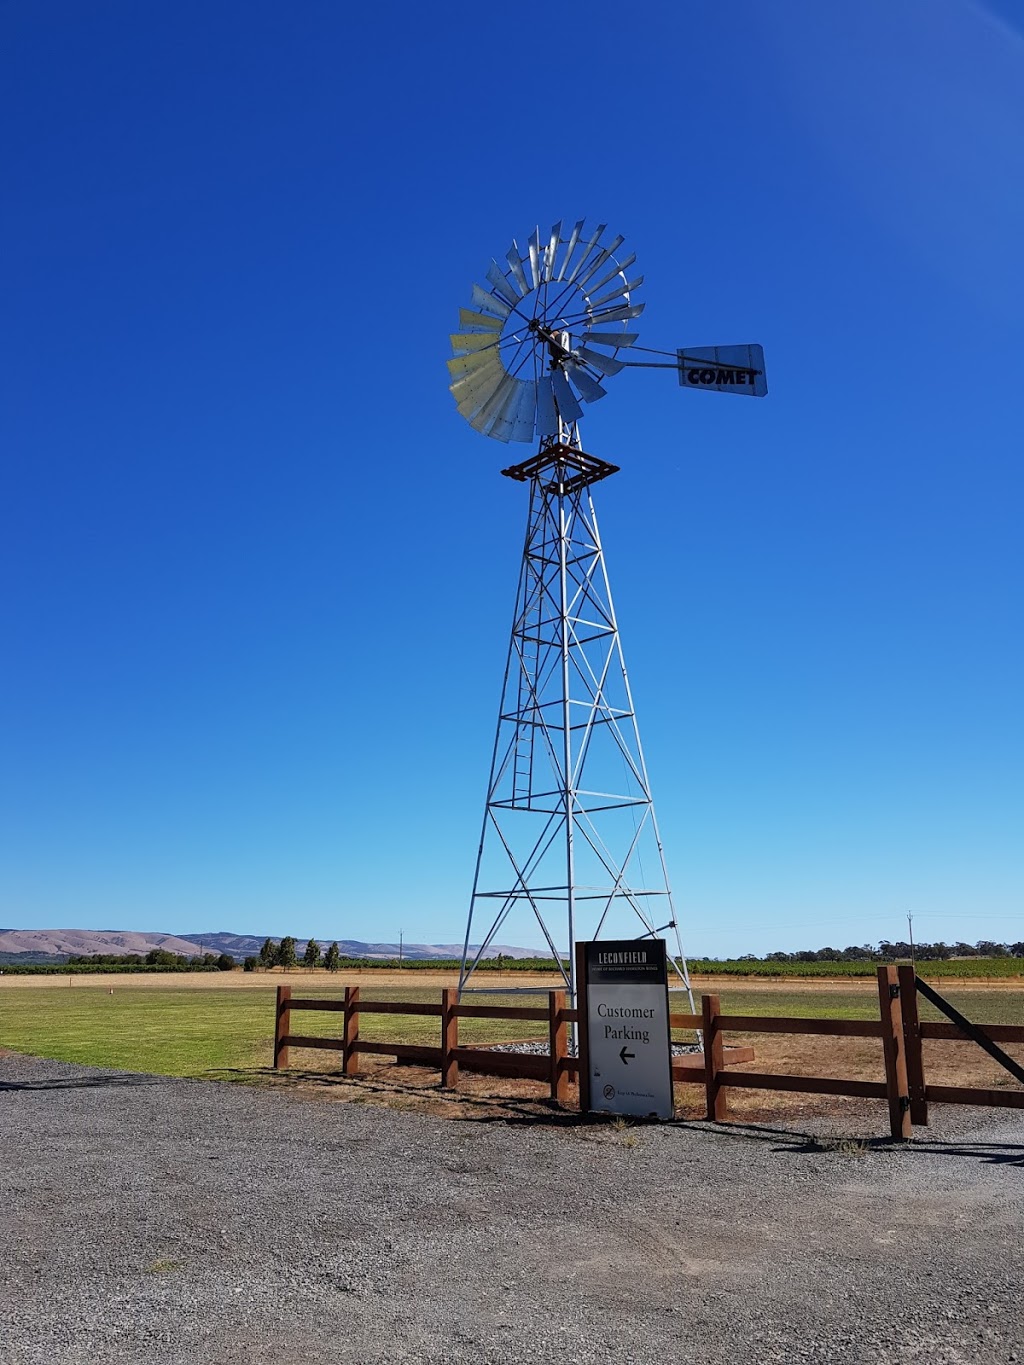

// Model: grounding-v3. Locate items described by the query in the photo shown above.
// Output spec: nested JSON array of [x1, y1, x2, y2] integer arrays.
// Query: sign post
[[576, 939, 674, 1120]]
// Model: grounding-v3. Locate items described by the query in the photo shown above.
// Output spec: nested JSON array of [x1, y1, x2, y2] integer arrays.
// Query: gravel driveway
[[2, 1051, 1022, 1364]]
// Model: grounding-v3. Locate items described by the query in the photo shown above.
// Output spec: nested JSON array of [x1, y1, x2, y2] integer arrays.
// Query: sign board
[[579, 939, 674, 1120], [677, 344, 768, 397]]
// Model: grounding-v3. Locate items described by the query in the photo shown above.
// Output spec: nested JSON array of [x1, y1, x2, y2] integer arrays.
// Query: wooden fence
[[272, 985, 743, 1105], [273, 965, 1024, 1140]]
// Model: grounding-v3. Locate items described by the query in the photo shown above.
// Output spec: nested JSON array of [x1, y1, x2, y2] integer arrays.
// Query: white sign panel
[[583, 939, 674, 1120]]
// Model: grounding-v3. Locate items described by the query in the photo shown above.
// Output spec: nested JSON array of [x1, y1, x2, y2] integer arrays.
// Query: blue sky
[[2, 0, 1021, 956]]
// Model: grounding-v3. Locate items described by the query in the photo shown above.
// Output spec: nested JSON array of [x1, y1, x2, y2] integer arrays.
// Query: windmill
[[450, 220, 766, 1010]]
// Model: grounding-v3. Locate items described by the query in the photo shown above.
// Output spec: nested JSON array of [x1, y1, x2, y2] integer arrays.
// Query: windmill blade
[[573, 234, 626, 291], [487, 260, 521, 304], [535, 374, 558, 436], [450, 331, 501, 356], [590, 275, 644, 311], [489, 378, 531, 442], [474, 374, 517, 434], [584, 331, 639, 348], [587, 302, 645, 325], [449, 352, 502, 385], [447, 352, 503, 380], [575, 345, 625, 377], [483, 378, 528, 441], [677, 344, 768, 397], [556, 220, 586, 281], [471, 283, 511, 320], [506, 243, 530, 297], [544, 222, 561, 282], [450, 358, 503, 406], [566, 224, 607, 283], [587, 253, 637, 298], [455, 375, 501, 421], [509, 382, 537, 442], [454, 387, 500, 424], [564, 359, 608, 404], [459, 307, 503, 332], [550, 366, 583, 424], [527, 227, 542, 289]]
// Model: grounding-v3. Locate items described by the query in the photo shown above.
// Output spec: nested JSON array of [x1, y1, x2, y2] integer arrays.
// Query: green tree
[[216, 954, 236, 971], [146, 948, 178, 967], [243, 956, 258, 972], [324, 941, 340, 972], [303, 938, 321, 969], [976, 940, 1008, 958], [259, 938, 276, 969], [276, 936, 297, 970]]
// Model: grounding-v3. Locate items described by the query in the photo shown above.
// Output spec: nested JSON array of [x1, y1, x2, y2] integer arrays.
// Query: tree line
[[753, 940, 1024, 963], [241, 941, 535, 972], [67, 950, 237, 970], [243, 937, 342, 972]]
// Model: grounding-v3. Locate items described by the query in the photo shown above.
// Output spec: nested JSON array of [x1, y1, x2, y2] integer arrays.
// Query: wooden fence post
[[274, 985, 292, 1069], [549, 990, 569, 1104], [898, 964, 928, 1126], [343, 986, 360, 1076], [575, 942, 591, 1114], [441, 988, 458, 1088], [702, 993, 727, 1121], [876, 965, 912, 1140]]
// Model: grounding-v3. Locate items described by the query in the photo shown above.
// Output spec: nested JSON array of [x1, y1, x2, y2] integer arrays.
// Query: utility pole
[[907, 913, 916, 966], [399, 930, 403, 968]]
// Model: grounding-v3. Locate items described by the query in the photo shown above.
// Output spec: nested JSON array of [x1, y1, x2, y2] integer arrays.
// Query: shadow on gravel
[[668, 1119, 1024, 1167], [0, 1073, 161, 1092], [901, 1140, 1024, 1167], [208, 1068, 1024, 1165]]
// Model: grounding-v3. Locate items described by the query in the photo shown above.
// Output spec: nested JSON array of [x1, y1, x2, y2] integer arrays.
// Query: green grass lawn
[[0, 984, 559, 1077], [2, 981, 1021, 1079]]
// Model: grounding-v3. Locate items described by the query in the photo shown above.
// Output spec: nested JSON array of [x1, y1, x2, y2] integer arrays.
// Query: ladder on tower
[[511, 616, 539, 808], [511, 549, 544, 811]]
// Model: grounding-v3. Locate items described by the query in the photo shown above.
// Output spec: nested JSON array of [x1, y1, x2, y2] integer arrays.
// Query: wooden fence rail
[[274, 984, 579, 1102], [273, 966, 1024, 1140]]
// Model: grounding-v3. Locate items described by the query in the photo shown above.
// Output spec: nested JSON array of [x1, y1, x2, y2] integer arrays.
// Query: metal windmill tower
[[449, 220, 767, 1008]]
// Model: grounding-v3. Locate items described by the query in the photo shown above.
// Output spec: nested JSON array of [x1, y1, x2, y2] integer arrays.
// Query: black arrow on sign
[[619, 1046, 635, 1064]]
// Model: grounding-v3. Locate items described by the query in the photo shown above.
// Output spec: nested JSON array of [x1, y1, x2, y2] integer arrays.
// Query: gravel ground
[[2, 1051, 1022, 1365]]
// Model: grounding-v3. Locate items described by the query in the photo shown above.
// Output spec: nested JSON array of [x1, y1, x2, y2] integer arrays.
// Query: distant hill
[[177, 931, 542, 961], [0, 928, 544, 963], [0, 929, 211, 960]]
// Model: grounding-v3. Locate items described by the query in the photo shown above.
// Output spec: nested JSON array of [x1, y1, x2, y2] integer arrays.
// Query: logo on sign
[[603, 1084, 616, 1100], [676, 345, 767, 397], [686, 367, 754, 387]]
